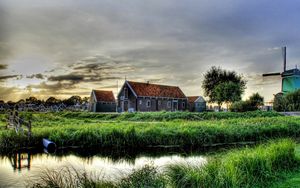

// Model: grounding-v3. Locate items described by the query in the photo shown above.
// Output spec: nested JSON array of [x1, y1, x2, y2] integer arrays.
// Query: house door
[[124, 101, 128, 112], [172, 100, 178, 111]]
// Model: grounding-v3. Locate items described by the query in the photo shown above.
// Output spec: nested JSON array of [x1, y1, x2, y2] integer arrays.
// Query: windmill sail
[[262, 72, 281, 77], [282, 46, 286, 72]]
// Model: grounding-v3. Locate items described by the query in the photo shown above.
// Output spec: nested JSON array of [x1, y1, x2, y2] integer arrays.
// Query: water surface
[[0, 149, 207, 187]]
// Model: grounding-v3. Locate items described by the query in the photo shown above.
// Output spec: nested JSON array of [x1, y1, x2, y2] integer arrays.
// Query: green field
[[0, 111, 299, 151]]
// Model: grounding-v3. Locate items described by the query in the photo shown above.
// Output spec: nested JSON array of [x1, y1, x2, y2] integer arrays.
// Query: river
[[0, 148, 207, 187]]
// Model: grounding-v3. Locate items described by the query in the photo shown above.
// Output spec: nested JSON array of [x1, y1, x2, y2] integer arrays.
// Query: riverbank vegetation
[[27, 139, 299, 188], [167, 139, 298, 188], [0, 111, 298, 152]]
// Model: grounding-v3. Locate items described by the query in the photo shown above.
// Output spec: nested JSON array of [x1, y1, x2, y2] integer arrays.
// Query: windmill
[[262, 47, 300, 93]]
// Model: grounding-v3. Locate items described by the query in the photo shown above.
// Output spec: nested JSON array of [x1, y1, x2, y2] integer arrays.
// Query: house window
[[167, 101, 171, 108], [147, 100, 151, 108], [158, 100, 161, 106], [182, 102, 185, 108], [139, 100, 142, 105], [124, 88, 128, 99]]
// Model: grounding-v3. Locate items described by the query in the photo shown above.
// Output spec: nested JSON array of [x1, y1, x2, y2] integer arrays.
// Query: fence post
[[28, 120, 31, 138]]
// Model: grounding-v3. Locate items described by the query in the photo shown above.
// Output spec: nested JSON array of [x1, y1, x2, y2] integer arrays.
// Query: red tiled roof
[[93, 90, 115, 102], [127, 81, 186, 98], [187, 96, 199, 103]]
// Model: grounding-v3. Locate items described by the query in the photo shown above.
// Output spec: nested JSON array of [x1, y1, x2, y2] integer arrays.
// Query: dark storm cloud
[[27, 81, 76, 93], [0, 64, 7, 70], [71, 54, 135, 73], [0, 75, 20, 81], [48, 74, 84, 82], [26, 73, 45, 79]]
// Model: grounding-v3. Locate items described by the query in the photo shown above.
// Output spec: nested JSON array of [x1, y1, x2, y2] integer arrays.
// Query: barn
[[117, 81, 188, 112], [89, 90, 116, 112], [187, 96, 206, 112]]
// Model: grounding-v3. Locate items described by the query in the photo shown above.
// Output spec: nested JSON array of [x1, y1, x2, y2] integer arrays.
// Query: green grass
[[41, 110, 283, 121], [0, 112, 299, 151], [270, 145, 300, 188], [0, 110, 281, 122], [166, 139, 299, 188], [27, 164, 165, 188]]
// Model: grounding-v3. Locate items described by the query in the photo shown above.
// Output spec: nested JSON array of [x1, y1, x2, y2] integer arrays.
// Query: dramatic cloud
[[48, 74, 84, 83], [0, 75, 20, 81], [0, 0, 299, 101], [26, 73, 45, 79], [0, 64, 7, 70]]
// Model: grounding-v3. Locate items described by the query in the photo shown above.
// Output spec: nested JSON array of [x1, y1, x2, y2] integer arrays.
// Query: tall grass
[[1, 115, 300, 151], [26, 166, 114, 188], [166, 139, 299, 188], [27, 165, 165, 188], [55, 110, 282, 121]]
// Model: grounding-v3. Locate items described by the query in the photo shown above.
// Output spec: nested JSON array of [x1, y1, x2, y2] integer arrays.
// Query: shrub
[[119, 164, 166, 188], [273, 89, 300, 111], [230, 101, 254, 112], [230, 93, 264, 112]]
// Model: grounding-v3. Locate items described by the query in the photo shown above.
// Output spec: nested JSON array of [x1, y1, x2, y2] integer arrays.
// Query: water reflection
[[8, 152, 31, 171], [0, 148, 208, 188]]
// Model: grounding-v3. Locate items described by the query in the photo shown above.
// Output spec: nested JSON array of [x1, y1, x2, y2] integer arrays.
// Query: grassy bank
[[166, 139, 299, 188], [270, 145, 300, 188], [27, 139, 299, 188], [0, 114, 300, 152]]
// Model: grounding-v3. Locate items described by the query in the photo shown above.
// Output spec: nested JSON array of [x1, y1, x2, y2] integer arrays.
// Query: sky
[[0, 0, 300, 102]]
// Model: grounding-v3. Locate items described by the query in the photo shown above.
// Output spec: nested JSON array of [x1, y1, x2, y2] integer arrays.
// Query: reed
[[27, 165, 165, 188], [166, 139, 299, 188]]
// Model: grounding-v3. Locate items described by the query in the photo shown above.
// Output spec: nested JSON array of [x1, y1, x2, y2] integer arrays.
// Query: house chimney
[[282, 46, 287, 72]]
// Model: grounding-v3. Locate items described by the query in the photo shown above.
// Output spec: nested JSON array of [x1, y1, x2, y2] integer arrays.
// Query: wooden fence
[[7, 111, 32, 138]]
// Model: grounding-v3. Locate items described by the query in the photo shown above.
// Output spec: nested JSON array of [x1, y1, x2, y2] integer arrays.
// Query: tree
[[45, 97, 61, 106], [63, 96, 82, 106], [26, 96, 38, 104], [82, 97, 90, 103], [248, 93, 264, 107], [214, 81, 243, 109], [202, 66, 246, 110], [17, 99, 25, 104]]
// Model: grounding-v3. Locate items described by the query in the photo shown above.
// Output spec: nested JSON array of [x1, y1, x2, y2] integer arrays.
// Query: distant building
[[117, 81, 188, 112], [281, 68, 300, 93], [187, 96, 206, 112], [89, 90, 116, 112]]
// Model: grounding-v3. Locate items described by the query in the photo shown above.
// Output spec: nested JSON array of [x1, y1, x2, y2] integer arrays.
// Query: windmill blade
[[262, 72, 281, 77]]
